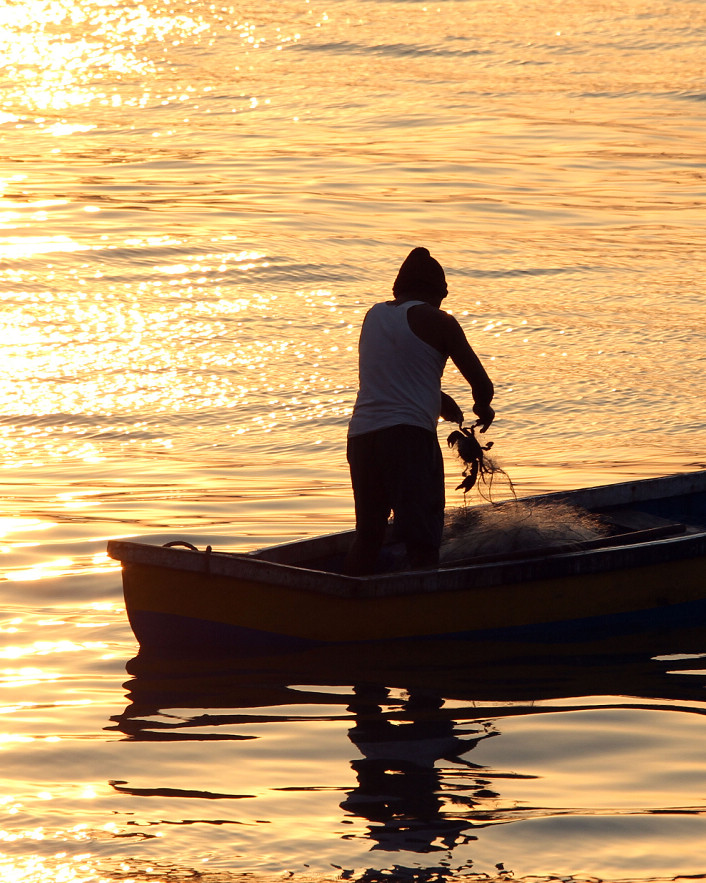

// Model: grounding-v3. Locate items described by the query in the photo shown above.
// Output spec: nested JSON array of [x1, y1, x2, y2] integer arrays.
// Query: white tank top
[[348, 300, 447, 437]]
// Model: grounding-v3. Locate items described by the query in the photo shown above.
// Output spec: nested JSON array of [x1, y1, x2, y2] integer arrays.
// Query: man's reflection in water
[[340, 684, 497, 854]]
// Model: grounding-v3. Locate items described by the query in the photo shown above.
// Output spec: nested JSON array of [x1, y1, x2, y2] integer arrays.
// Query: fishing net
[[441, 500, 609, 564], [442, 423, 610, 564]]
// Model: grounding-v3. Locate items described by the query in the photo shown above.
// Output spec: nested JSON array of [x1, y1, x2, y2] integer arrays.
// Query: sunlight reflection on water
[[1, 0, 706, 879]]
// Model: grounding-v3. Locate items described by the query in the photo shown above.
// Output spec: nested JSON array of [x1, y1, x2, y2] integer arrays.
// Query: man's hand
[[440, 391, 464, 425], [473, 402, 495, 433]]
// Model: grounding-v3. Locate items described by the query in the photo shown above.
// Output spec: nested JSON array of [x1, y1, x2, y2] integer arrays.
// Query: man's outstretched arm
[[443, 315, 495, 431]]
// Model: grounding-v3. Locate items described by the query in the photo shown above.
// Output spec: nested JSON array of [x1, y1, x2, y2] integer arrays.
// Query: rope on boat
[[162, 540, 213, 574]]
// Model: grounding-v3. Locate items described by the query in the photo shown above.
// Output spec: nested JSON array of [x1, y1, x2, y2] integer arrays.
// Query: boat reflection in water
[[109, 628, 706, 879]]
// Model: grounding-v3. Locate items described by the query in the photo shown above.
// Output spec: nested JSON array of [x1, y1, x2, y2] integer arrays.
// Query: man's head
[[392, 247, 448, 306]]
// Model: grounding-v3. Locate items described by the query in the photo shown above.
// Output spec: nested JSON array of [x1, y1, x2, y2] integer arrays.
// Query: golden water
[[1, 0, 705, 879]]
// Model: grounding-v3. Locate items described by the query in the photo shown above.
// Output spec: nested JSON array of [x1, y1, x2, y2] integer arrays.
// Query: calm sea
[[1, 0, 706, 880]]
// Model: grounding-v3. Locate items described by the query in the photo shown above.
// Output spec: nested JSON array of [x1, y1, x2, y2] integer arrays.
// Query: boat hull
[[121, 550, 706, 655]]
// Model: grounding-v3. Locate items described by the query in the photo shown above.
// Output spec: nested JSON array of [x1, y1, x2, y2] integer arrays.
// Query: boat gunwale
[[107, 470, 706, 600], [108, 529, 706, 600]]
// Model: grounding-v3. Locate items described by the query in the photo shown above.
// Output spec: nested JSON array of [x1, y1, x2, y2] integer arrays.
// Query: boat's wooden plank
[[108, 539, 360, 595], [250, 529, 357, 564], [532, 470, 706, 512], [601, 508, 683, 533]]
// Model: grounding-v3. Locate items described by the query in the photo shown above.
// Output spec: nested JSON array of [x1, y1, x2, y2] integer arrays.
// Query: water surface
[[1, 0, 705, 879]]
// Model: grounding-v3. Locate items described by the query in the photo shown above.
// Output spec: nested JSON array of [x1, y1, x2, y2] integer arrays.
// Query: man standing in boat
[[345, 247, 495, 575]]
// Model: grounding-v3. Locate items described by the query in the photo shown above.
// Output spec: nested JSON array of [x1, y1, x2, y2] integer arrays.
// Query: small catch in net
[[447, 422, 514, 501]]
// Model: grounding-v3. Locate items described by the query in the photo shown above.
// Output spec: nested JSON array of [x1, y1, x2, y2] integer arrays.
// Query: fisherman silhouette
[[340, 684, 496, 854]]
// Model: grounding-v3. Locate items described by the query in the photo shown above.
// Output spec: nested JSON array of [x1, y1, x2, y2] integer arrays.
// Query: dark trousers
[[346, 424, 445, 573]]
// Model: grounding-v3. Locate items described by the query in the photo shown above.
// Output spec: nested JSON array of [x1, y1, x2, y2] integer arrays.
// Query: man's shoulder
[[366, 300, 396, 313], [409, 302, 458, 327], [404, 303, 455, 354]]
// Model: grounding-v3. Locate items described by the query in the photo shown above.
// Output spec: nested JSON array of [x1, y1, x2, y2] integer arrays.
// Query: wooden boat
[[107, 470, 706, 655]]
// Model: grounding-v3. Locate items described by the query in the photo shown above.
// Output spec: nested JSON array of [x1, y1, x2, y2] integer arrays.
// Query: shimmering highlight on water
[[1, 0, 706, 879]]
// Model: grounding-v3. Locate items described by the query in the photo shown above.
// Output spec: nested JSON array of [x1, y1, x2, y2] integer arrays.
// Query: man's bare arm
[[443, 315, 495, 431]]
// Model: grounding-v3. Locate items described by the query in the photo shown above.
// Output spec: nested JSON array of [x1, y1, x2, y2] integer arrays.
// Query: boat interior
[[248, 484, 706, 575]]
